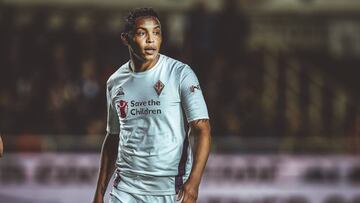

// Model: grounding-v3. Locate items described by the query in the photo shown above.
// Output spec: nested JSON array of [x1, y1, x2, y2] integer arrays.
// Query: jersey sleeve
[[106, 84, 120, 134], [180, 65, 209, 123]]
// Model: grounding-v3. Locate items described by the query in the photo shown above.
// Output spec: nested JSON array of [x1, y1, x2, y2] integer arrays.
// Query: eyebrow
[[136, 25, 161, 30]]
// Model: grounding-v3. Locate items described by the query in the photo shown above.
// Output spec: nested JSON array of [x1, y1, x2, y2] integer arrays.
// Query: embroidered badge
[[154, 80, 165, 96]]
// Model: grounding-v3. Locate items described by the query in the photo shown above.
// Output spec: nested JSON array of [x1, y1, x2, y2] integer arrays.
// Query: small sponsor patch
[[190, 84, 201, 93]]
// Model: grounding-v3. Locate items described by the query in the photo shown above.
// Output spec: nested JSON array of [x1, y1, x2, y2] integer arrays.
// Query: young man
[[93, 8, 211, 203]]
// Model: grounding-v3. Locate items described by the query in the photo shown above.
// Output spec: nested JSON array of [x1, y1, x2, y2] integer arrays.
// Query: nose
[[146, 33, 155, 43]]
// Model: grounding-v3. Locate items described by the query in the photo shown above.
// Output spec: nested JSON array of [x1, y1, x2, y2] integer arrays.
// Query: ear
[[121, 32, 129, 46]]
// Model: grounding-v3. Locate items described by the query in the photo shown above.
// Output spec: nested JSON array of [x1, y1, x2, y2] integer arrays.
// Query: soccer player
[[93, 8, 211, 203]]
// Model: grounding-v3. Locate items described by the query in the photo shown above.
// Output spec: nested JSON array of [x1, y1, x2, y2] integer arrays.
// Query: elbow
[[190, 119, 211, 137], [199, 125, 211, 138]]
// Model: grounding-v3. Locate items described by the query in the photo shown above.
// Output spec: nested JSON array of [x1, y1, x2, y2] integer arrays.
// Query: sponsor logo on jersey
[[154, 80, 164, 96], [130, 99, 162, 116], [118, 99, 162, 118], [190, 84, 201, 93], [118, 100, 128, 118]]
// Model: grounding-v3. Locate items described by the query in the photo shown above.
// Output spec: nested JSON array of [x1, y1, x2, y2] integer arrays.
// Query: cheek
[[156, 37, 162, 46], [131, 39, 145, 50]]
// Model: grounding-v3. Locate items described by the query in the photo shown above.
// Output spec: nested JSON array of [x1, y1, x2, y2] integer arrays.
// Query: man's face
[[127, 16, 162, 62]]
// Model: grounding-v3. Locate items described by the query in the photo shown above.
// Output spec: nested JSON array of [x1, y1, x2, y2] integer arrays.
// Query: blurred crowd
[[0, 6, 134, 135], [0, 1, 359, 153], [0, 2, 254, 136]]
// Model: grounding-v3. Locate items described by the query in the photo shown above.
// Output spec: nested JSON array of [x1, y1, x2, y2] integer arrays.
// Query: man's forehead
[[134, 16, 161, 28]]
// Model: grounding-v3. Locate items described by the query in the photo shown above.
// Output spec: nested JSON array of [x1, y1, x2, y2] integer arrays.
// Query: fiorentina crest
[[154, 80, 164, 96]]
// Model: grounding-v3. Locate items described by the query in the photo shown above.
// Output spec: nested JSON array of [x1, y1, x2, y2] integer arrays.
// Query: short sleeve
[[180, 66, 209, 123], [106, 84, 120, 134]]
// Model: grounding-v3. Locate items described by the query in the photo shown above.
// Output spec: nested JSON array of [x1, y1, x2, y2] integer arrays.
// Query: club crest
[[154, 80, 164, 96]]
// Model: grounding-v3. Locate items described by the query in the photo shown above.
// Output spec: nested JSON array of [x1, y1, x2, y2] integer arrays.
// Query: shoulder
[[106, 62, 129, 89], [160, 54, 193, 76]]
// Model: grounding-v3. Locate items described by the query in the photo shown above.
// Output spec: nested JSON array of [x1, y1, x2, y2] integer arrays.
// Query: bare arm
[[93, 132, 119, 203], [0, 135, 3, 157], [179, 119, 211, 203]]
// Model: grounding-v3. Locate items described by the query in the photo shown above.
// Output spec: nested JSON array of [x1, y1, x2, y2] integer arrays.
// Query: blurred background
[[0, 0, 359, 202]]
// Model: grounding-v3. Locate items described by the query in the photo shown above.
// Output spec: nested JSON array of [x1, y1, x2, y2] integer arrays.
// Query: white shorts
[[109, 188, 182, 203]]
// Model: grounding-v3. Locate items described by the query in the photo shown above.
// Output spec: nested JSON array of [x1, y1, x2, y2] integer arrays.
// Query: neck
[[130, 54, 160, 72]]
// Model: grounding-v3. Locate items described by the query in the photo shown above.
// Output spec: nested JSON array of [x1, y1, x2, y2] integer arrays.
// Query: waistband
[[113, 169, 178, 195]]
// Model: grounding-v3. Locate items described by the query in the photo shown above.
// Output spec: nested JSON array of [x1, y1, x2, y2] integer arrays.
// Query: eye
[[153, 30, 161, 36], [136, 31, 146, 36]]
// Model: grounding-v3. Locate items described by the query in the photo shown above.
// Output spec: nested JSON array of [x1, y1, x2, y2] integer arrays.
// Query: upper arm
[[106, 84, 120, 134], [103, 132, 119, 154], [179, 66, 209, 123], [106, 132, 119, 143]]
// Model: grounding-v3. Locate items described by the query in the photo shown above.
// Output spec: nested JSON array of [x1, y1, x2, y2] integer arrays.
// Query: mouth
[[144, 47, 157, 55]]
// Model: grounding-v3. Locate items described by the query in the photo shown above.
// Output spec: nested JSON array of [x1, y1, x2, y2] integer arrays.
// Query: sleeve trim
[[106, 129, 120, 134], [187, 116, 210, 123]]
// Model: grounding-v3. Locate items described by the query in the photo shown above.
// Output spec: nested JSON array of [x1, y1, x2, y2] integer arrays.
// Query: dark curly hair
[[124, 8, 160, 33]]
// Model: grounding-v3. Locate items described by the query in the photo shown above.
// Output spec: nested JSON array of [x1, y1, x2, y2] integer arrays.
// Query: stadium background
[[0, 0, 359, 202]]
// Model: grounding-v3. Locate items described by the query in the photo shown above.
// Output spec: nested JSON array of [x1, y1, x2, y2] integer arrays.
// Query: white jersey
[[106, 54, 209, 195]]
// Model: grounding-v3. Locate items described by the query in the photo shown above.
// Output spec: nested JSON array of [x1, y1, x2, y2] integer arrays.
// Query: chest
[[111, 75, 180, 119]]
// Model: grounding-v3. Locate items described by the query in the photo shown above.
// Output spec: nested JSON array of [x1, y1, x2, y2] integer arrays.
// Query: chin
[[144, 54, 158, 61]]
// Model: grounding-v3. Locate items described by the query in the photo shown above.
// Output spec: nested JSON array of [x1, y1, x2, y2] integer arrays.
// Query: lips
[[144, 47, 157, 55]]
